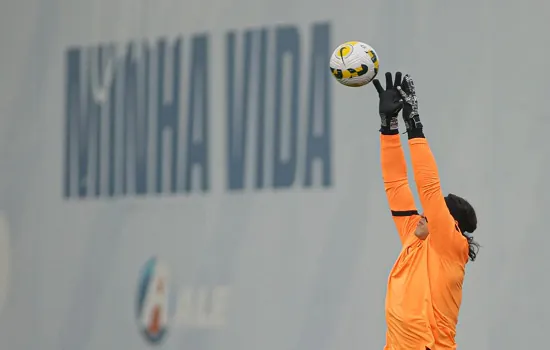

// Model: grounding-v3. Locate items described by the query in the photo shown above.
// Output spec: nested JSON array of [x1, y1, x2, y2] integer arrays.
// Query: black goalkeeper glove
[[373, 72, 403, 135], [397, 74, 424, 139]]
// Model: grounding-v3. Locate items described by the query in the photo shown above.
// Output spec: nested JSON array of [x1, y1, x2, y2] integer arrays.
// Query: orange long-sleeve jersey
[[380, 134, 470, 350]]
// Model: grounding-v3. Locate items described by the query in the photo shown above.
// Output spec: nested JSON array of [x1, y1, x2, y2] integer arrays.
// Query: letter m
[[64, 47, 104, 198]]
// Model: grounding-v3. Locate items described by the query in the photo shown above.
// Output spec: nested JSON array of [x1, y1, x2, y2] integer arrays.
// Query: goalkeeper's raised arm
[[375, 72, 421, 245]]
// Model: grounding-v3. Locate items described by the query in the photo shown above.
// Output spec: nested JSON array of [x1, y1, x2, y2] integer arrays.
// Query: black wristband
[[380, 126, 399, 135], [407, 127, 425, 139]]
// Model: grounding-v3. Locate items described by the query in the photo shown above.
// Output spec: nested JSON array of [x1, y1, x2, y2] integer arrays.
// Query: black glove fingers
[[385, 72, 393, 90], [373, 79, 384, 94], [394, 72, 402, 89], [405, 74, 415, 94], [401, 75, 410, 94]]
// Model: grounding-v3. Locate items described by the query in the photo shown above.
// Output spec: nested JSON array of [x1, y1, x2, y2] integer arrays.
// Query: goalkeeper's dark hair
[[445, 193, 480, 262]]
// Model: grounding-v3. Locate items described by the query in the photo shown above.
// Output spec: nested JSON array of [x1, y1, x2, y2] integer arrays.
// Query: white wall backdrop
[[1, 0, 549, 349]]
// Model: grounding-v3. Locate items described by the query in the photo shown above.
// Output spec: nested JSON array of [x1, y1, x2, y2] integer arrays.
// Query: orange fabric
[[380, 134, 421, 244], [380, 135, 469, 350]]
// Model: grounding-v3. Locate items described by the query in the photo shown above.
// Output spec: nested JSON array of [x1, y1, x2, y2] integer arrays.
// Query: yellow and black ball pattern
[[329, 41, 379, 87]]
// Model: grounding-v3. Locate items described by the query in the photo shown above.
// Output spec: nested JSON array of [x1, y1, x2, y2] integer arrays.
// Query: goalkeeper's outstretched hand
[[373, 72, 403, 135], [397, 74, 423, 133]]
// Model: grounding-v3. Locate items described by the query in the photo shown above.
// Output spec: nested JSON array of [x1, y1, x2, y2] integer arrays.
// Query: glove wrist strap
[[380, 127, 399, 135], [404, 114, 424, 139], [407, 127, 425, 139], [380, 114, 399, 135]]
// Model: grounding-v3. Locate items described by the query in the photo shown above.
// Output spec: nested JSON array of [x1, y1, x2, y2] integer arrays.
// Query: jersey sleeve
[[408, 137, 467, 258], [380, 134, 420, 244]]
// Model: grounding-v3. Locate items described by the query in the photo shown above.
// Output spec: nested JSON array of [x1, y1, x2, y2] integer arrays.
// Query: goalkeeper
[[373, 72, 480, 350]]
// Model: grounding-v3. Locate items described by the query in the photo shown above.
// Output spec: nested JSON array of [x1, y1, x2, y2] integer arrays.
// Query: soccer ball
[[329, 41, 379, 87]]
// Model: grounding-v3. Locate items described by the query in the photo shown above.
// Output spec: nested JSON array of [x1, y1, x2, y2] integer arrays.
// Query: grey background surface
[[0, 0, 548, 349]]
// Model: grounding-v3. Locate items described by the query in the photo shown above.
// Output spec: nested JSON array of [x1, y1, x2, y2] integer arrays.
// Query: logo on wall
[[135, 256, 231, 345], [136, 257, 173, 345]]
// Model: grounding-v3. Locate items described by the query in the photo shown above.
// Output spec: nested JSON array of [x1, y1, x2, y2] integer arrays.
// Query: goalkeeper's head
[[445, 193, 480, 261], [414, 193, 479, 261]]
